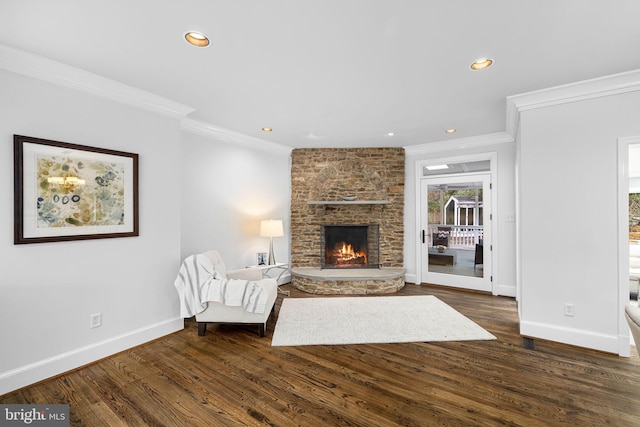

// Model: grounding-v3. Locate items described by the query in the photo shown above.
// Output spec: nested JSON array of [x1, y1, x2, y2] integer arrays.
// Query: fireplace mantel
[[308, 200, 391, 205]]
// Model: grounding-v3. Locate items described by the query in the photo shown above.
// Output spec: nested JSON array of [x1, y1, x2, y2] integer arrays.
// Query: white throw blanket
[[174, 253, 267, 318]]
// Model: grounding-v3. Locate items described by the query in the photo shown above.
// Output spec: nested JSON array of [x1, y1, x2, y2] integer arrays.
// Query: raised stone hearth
[[291, 267, 405, 295]]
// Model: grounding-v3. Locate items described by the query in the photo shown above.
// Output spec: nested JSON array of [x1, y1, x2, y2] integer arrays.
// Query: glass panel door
[[629, 143, 640, 311], [420, 174, 491, 292]]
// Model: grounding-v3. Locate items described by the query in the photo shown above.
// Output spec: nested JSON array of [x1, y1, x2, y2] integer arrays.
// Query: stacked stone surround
[[290, 147, 405, 294]]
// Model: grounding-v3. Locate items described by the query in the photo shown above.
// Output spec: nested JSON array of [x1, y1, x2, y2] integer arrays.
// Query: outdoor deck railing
[[429, 225, 483, 249]]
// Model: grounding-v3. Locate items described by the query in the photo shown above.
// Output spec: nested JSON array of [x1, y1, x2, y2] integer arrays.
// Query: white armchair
[[195, 250, 278, 337]]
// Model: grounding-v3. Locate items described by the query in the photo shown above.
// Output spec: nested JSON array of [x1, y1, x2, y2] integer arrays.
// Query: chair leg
[[198, 322, 207, 336], [258, 323, 265, 338]]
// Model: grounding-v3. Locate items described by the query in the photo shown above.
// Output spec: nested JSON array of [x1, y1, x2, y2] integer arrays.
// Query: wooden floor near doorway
[[2, 284, 640, 426]]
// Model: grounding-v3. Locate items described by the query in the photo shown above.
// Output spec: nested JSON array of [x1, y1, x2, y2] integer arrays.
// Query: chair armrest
[[227, 267, 263, 281]]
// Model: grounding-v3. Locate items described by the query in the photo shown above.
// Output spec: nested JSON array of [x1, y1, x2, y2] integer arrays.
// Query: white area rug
[[271, 295, 496, 346]]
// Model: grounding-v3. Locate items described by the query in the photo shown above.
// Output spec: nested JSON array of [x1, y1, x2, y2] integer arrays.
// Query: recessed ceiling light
[[387, 132, 395, 136], [426, 165, 449, 171], [470, 58, 493, 70], [445, 128, 457, 134], [262, 127, 272, 132], [184, 31, 210, 47]]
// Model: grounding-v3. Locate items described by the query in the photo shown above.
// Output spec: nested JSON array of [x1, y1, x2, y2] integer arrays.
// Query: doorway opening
[[627, 143, 640, 345], [617, 136, 640, 355], [420, 172, 492, 292]]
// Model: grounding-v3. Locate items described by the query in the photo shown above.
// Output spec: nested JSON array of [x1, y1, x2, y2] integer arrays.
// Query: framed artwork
[[14, 135, 139, 244], [257, 252, 267, 266]]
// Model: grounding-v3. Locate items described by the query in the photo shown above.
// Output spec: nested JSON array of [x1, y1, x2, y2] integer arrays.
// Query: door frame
[[617, 136, 640, 357], [414, 152, 498, 294]]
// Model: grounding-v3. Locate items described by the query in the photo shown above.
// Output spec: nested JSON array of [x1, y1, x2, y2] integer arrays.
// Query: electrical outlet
[[90, 313, 102, 329], [564, 303, 575, 317]]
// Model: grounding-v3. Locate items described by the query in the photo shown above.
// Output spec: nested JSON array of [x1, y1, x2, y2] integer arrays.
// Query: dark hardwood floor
[[2, 284, 640, 426]]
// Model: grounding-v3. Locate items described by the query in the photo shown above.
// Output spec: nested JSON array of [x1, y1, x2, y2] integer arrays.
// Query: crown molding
[[506, 69, 640, 136], [181, 118, 293, 155], [0, 43, 195, 119], [404, 132, 513, 156]]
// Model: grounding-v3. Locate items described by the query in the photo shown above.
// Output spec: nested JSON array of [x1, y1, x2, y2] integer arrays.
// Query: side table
[[249, 262, 291, 296], [427, 247, 457, 266]]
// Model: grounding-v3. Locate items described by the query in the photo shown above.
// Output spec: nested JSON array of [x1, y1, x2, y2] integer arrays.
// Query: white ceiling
[[2, 0, 640, 149]]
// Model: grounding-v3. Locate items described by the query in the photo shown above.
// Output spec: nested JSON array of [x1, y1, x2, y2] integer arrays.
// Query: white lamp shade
[[260, 219, 283, 237]]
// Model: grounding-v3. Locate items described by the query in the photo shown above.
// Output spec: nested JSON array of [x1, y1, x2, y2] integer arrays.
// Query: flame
[[340, 243, 355, 258], [332, 242, 367, 266]]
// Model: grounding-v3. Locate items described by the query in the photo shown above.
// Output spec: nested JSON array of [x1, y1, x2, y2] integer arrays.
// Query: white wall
[[404, 137, 517, 297], [180, 131, 291, 274], [517, 86, 640, 353], [0, 70, 184, 394]]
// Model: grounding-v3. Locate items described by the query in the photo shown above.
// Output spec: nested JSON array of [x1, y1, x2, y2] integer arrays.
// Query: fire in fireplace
[[322, 224, 380, 269]]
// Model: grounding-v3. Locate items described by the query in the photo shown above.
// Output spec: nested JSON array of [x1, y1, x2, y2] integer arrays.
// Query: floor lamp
[[260, 219, 283, 265]]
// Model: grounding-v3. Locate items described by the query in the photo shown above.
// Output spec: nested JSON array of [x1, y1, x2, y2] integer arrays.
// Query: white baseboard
[[496, 285, 516, 297], [404, 273, 418, 284], [520, 320, 621, 355], [0, 318, 184, 396]]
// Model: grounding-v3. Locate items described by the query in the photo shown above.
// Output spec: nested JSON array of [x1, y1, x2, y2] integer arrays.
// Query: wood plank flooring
[[2, 284, 640, 426]]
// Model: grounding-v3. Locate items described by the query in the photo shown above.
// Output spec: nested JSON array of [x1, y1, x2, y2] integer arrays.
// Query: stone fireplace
[[290, 148, 405, 294]]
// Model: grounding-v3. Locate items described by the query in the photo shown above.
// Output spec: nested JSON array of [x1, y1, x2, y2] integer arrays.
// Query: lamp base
[[268, 237, 276, 265]]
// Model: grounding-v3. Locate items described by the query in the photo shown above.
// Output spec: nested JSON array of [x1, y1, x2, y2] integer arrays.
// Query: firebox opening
[[322, 224, 380, 269]]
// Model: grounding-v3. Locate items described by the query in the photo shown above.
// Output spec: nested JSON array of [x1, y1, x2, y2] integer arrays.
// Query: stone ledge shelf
[[291, 267, 405, 295], [307, 200, 391, 205]]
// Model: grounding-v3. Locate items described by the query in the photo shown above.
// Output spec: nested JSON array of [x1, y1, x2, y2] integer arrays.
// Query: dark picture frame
[[257, 252, 267, 266], [14, 135, 139, 244]]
